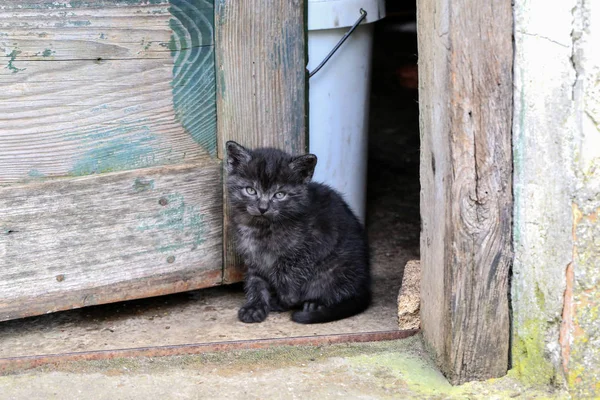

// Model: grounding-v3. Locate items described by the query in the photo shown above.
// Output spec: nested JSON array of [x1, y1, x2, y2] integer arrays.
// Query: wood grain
[[417, 0, 513, 384], [0, 0, 217, 184], [0, 162, 223, 322], [215, 0, 307, 282]]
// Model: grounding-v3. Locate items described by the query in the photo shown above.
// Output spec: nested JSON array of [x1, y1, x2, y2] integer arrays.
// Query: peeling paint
[[132, 177, 155, 193], [69, 135, 157, 176], [5, 49, 26, 74], [167, 0, 217, 156], [27, 169, 45, 178], [137, 193, 207, 253]]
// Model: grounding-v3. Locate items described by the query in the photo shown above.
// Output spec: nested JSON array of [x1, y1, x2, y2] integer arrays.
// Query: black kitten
[[225, 141, 371, 324]]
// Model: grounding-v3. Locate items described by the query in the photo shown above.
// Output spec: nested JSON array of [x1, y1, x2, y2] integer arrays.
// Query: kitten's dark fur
[[225, 141, 371, 324]]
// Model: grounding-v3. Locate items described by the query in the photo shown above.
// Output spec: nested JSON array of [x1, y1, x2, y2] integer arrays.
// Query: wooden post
[[417, 0, 514, 384], [215, 0, 307, 282]]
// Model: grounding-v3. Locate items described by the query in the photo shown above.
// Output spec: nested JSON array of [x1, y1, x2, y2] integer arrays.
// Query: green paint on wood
[[69, 0, 167, 8], [132, 177, 155, 192], [168, 0, 217, 157], [217, 68, 226, 98], [71, 20, 91, 26], [70, 135, 156, 176], [3, 0, 168, 10], [141, 38, 152, 51], [5, 49, 26, 74], [42, 49, 54, 57], [27, 169, 46, 178], [137, 193, 207, 253]]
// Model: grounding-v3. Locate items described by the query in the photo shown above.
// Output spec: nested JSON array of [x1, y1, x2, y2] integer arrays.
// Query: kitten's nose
[[258, 205, 269, 214]]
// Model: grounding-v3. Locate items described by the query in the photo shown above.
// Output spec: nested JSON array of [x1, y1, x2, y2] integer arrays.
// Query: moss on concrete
[[568, 206, 600, 398], [510, 319, 558, 387], [4, 336, 568, 399], [23, 337, 426, 376], [349, 351, 568, 399]]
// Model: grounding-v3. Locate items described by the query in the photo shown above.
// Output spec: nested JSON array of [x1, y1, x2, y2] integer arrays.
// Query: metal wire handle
[[308, 9, 368, 78]]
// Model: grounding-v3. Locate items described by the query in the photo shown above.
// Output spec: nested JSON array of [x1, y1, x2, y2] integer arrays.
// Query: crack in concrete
[[515, 30, 570, 48]]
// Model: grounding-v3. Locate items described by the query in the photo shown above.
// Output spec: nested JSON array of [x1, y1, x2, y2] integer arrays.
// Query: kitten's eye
[[245, 187, 257, 195], [274, 191, 286, 199]]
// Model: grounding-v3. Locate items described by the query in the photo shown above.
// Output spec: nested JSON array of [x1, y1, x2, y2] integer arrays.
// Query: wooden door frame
[[214, 0, 514, 385], [214, 0, 308, 283], [417, 0, 514, 384]]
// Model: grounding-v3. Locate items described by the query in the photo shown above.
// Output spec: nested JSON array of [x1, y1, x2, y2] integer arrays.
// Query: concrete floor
[[0, 276, 405, 358], [0, 335, 568, 400]]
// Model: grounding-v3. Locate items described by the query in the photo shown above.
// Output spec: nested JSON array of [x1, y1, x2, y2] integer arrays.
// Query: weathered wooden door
[[0, 0, 306, 322]]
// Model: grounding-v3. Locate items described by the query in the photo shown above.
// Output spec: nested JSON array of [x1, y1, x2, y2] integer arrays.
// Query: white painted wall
[[512, 0, 600, 395]]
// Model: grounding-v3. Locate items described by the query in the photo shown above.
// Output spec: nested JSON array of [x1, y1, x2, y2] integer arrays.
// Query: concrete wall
[[512, 0, 600, 397]]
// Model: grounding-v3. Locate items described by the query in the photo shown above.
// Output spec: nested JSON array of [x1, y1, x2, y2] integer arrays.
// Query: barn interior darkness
[[0, 2, 421, 357], [365, 0, 420, 293]]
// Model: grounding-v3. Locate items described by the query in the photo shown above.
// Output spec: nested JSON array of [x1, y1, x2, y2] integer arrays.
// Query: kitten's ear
[[226, 141, 251, 173], [289, 154, 317, 183]]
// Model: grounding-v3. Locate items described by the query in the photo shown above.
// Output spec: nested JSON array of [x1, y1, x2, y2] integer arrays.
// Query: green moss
[[21, 339, 425, 376], [5, 337, 568, 398], [535, 284, 546, 310], [510, 319, 557, 386], [349, 352, 454, 396]]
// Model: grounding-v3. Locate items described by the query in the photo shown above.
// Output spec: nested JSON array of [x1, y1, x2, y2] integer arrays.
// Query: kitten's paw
[[238, 304, 268, 323], [302, 302, 323, 312]]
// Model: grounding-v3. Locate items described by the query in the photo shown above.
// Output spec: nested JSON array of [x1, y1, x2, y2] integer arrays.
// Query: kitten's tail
[[291, 292, 371, 324]]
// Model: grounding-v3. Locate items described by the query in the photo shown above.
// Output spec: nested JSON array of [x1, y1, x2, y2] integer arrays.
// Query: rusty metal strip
[[0, 329, 418, 374]]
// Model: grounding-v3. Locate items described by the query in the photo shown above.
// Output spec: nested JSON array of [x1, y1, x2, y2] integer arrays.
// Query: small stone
[[397, 260, 421, 330]]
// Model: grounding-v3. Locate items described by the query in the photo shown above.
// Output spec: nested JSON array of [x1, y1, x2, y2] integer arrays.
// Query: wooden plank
[[215, 0, 307, 282], [0, 0, 217, 184], [0, 162, 223, 322], [417, 0, 513, 384]]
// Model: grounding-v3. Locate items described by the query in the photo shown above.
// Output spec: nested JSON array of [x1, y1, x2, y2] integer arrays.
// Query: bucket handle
[[308, 9, 368, 78]]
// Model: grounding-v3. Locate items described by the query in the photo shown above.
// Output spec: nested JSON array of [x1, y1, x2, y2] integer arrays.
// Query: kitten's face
[[225, 141, 317, 224]]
